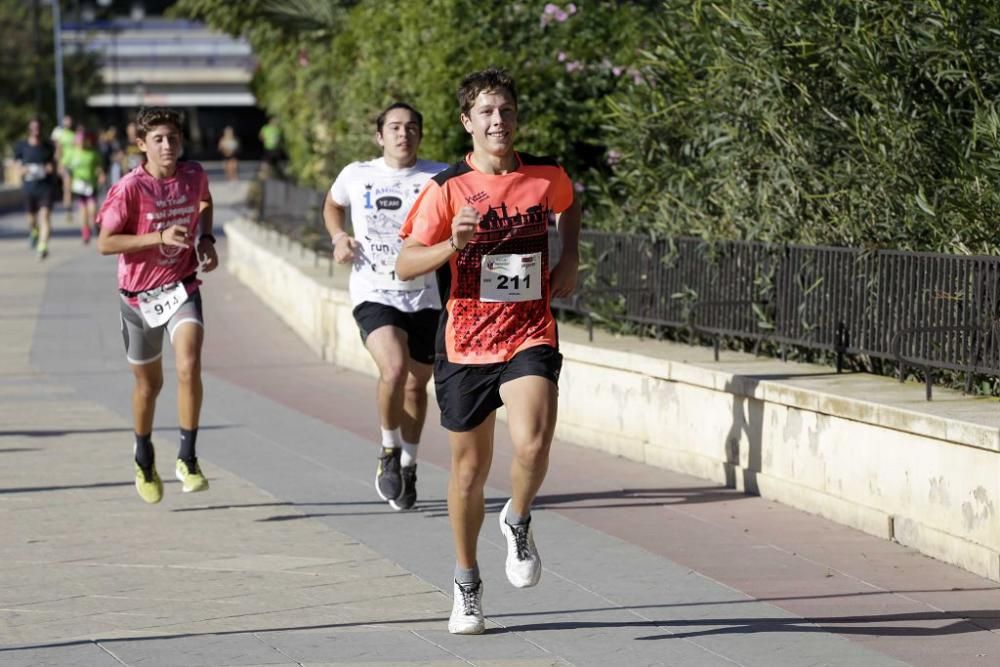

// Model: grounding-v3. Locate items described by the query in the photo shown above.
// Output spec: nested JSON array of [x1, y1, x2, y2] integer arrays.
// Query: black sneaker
[[389, 464, 417, 511], [375, 447, 402, 502]]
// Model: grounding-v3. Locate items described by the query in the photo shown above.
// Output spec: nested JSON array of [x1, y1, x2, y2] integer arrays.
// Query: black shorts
[[24, 187, 54, 214], [434, 344, 563, 432], [352, 301, 440, 365]]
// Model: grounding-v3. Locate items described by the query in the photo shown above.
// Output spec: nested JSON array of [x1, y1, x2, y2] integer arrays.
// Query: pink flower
[[606, 149, 622, 165], [574, 182, 586, 192], [612, 66, 624, 77], [554, 8, 568, 21], [544, 2, 560, 13], [566, 3, 577, 14], [565, 61, 582, 73], [557, 51, 567, 62]]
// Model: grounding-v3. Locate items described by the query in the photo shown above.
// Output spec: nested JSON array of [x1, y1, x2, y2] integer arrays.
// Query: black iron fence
[[256, 179, 1000, 399]]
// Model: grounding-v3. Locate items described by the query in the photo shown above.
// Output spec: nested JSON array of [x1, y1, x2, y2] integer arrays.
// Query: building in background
[[60, 0, 266, 160]]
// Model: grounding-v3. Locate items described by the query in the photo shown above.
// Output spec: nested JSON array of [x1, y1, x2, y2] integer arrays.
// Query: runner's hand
[[198, 238, 219, 273], [161, 224, 192, 248], [333, 236, 358, 263], [451, 206, 479, 249]]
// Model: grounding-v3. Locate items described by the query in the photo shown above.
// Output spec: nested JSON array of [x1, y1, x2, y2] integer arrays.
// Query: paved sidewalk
[[1, 180, 998, 666]]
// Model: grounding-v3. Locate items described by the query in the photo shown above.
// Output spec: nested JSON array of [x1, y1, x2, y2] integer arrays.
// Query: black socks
[[178, 428, 198, 463], [134, 433, 154, 469]]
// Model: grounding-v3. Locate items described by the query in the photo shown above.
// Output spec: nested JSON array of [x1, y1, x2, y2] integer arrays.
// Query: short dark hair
[[135, 107, 184, 139], [457, 67, 518, 116], [376, 103, 423, 134]]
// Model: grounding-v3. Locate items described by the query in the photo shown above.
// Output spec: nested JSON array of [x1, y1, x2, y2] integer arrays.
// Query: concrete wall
[[0, 185, 23, 209], [224, 218, 1000, 582]]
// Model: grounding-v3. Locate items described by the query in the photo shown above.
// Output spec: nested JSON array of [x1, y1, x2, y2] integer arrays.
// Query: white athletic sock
[[380, 427, 400, 450], [400, 440, 418, 468]]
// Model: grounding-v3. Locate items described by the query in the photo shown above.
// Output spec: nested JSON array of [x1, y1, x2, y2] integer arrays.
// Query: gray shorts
[[119, 290, 204, 365]]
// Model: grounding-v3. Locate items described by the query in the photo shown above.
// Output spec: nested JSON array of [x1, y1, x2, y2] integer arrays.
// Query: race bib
[[369, 264, 429, 292], [137, 282, 187, 327], [24, 164, 45, 182], [479, 252, 542, 303], [71, 178, 94, 197], [367, 243, 428, 292]]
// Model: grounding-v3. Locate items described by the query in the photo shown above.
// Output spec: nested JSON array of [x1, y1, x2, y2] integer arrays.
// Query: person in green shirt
[[66, 130, 105, 244], [258, 117, 283, 178], [50, 114, 76, 211]]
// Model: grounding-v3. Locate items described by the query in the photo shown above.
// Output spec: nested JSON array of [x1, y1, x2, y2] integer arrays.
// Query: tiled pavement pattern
[[0, 177, 998, 667]]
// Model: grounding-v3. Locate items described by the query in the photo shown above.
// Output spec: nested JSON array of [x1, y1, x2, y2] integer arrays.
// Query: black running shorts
[[352, 301, 440, 365], [434, 344, 563, 432]]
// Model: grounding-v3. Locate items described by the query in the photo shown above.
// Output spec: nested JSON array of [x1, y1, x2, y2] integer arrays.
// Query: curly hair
[[134, 107, 185, 139], [457, 67, 518, 116]]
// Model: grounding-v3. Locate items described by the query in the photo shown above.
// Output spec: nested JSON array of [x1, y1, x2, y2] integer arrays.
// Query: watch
[[199, 233, 216, 244]]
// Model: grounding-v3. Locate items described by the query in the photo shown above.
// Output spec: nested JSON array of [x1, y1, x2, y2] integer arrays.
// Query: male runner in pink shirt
[[97, 107, 219, 504]]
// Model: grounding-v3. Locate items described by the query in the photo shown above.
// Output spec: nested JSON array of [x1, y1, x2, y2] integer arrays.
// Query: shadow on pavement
[[3, 606, 999, 653], [0, 424, 235, 438], [0, 480, 134, 494]]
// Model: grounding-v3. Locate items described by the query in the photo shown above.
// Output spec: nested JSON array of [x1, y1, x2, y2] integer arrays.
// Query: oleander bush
[[592, 1, 1000, 253]]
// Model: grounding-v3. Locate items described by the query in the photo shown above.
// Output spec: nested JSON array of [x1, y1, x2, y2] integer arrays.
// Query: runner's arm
[[549, 195, 582, 298], [97, 224, 180, 255], [198, 192, 213, 238], [555, 195, 581, 259], [396, 237, 455, 281], [324, 191, 361, 263], [196, 193, 219, 272], [322, 191, 348, 240], [397, 205, 478, 280]]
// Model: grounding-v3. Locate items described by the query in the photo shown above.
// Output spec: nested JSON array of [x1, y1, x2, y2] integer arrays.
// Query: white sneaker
[[499, 499, 541, 588], [448, 580, 485, 635]]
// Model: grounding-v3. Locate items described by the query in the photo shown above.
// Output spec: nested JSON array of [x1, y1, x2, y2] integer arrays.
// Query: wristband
[[199, 233, 216, 244], [331, 232, 348, 245], [158, 229, 164, 245], [449, 236, 462, 253]]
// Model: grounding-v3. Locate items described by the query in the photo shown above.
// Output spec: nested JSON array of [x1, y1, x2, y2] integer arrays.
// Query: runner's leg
[[37, 205, 51, 251], [499, 375, 558, 517], [400, 360, 432, 447], [448, 413, 496, 569], [365, 325, 409, 433], [172, 319, 208, 491], [130, 358, 164, 437], [173, 321, 204, 432]]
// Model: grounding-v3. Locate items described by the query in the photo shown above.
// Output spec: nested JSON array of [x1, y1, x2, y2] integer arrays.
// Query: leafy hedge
[[174, 0, 1000, 254], [171, 0, 652, 188], [595, 1, 1000, 252]]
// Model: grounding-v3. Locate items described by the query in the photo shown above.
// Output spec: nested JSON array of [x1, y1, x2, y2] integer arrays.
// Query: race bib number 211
[[479, 252, 542, 303]]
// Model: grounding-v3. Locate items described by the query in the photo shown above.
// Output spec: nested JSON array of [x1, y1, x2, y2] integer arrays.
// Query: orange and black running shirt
[[401, 152, 573, 364]]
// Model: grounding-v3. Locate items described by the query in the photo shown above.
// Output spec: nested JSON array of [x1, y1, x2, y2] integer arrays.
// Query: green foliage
[[594, 1, 1000, 253], [174, 0, 1000, 254], [0, 0, 102, 153], [172, 0, 652, 189]]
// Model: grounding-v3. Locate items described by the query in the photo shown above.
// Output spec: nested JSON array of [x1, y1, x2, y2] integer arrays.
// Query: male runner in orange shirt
[[397, 66, 581, 634]]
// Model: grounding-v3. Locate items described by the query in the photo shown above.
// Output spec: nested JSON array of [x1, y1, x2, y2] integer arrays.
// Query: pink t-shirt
[[98, 161, 210, 297]]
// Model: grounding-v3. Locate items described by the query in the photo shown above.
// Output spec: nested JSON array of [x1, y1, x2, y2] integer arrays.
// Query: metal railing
[[257, 179, 1000, 399]]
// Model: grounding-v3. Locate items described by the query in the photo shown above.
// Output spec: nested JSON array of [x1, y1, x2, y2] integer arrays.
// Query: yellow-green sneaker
[[135, 461, 163, 504], [176, 458, 209, 493]]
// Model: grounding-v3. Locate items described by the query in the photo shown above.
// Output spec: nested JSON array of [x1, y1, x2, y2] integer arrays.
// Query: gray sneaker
[[389, 464, 417, 511], [375, 447, 402, 502]]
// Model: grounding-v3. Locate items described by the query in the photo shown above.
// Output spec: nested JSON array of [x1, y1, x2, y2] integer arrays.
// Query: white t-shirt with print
[[329, 157, 446, 311]]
